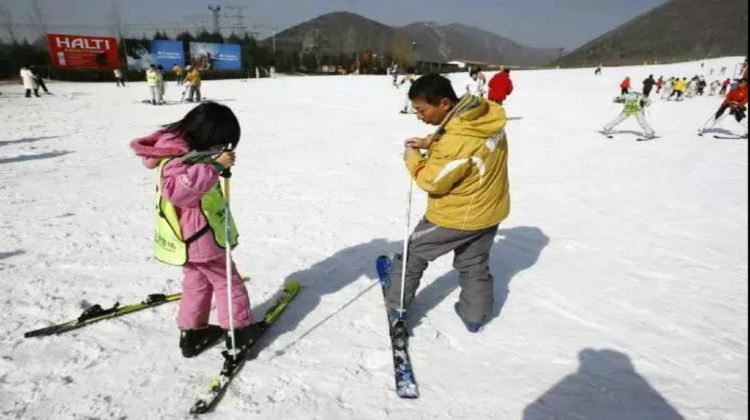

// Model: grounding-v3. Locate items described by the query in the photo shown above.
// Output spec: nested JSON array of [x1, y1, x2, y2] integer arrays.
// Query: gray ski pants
[[385, 218, 498, 322], [603, 111, 655, 137]]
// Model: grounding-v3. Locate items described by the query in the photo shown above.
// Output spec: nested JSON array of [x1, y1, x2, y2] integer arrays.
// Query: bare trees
[[0, 0, 17, 43]]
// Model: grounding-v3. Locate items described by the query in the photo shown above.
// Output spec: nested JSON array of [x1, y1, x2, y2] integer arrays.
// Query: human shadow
[[0, 151, 73, 165], [0, 135, 63, 147], [0, 250, 25, 261], [267, 238, 400, 356], [409, 226, 550, 329], [523, 349, 685, 420]]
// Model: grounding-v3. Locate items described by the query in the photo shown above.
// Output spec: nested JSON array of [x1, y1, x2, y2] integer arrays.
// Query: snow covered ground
[[0, 56, 747, 420]]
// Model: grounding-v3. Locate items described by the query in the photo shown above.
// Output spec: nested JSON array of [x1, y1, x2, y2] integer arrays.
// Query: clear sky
[[2, 0, 669, 50]]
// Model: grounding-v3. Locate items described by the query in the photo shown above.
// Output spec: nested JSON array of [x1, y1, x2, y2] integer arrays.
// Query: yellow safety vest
[[153, 158, 238, 266], [146, 70, 158, 86]]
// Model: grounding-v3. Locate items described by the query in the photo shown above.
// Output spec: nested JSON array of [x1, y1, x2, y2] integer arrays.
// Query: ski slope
[[0, 57, 747, 420]]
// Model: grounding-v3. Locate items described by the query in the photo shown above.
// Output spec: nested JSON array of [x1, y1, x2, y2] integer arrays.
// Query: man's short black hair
[[408, 73, 459, 106]]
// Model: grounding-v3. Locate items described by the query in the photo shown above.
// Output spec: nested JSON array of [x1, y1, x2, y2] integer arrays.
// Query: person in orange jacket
[[703, 78, 748, 136], [620, 77, 631, 95]]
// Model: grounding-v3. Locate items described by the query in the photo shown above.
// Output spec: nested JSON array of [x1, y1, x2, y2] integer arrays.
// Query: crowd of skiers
[[618, 74, 737, 101], [603, 60, 749, 139]]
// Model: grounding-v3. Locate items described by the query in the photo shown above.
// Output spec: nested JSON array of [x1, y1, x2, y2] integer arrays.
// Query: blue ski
[[376, 255, 419, 399]]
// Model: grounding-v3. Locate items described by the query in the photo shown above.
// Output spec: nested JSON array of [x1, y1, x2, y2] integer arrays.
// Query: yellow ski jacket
[[405, 98, 510, 231]]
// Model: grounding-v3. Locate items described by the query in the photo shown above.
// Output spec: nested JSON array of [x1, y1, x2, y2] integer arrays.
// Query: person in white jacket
[[709, 80, 722, 96], [465, 68, 487, 97], [20, 66, 40, 98]]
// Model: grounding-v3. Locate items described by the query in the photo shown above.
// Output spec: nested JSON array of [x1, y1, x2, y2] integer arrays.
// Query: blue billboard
[[125, 39, 184, 70], [189, 42, 242, 71], [151, 40, 185, 69]]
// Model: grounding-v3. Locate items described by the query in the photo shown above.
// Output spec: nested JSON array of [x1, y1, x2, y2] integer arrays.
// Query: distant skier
[[389, 63, 400, 86], [146, 65, 162, 105], [398, 68, 417, 113], [465, 68, 487, 97], [655, 76, 665, 94], [19, 66, 40, 98], [29, 65, 50, 95], [488, 68, 514, 105], [709, 80, 721, 96], [620, 77, 631, 95], [114, 68, 126, 87], [173, 64, 184, 85], [686, 76, 700, 98], [601, 91, 656, 140], [669, 78, 688, 101], [184, 65, 203, 102], [697, 77, 707, 96], [385, 74, 510, 333], [157, 65, 166, 102], [719, 78, 731, 95], [131, 101, 257, 358], [594, 64, 603, 75], [642, 74, 656, 98], [661, 77, 675, 99], [703, 78, 748, 136]]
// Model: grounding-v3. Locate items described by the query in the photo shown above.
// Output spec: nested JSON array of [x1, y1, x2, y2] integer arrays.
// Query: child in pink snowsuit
[[131, 102, 253, 358]]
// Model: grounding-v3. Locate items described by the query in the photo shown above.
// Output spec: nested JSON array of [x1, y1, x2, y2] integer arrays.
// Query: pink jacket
[[131, 130, 225, 263]]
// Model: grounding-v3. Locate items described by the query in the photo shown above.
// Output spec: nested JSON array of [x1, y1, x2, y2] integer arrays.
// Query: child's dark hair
[[163, 101, 241, 151], [408, 74, 459, 106]]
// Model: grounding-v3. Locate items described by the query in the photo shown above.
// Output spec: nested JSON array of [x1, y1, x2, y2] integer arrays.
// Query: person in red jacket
[[719, 78, 731, 95], [655, 76, 665, 94], [488, 68, 514, 105], [620, 77, 631, 95], [703, 78, 748, 136]]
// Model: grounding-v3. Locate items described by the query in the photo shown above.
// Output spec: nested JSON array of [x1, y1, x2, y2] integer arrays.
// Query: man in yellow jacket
[[669, 77, 688, 101], [184, 65, 202, 102], [384, 74, 510, 333]]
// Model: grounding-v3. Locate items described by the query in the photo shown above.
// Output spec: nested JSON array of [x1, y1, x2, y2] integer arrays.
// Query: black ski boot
[[225, 323, 264, 356], [180, 325, 224, 358]]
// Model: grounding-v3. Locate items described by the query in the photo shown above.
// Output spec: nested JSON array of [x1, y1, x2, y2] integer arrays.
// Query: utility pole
[[208, 5, 221, 34], [225, 5, 246, 34]]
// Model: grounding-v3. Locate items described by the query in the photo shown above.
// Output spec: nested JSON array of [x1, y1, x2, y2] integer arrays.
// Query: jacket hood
[[131, 130, 189, 169], [446, 97, 506, 139]]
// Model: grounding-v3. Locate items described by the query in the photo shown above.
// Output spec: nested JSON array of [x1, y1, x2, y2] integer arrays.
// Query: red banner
[[47, 33, 120, 70]]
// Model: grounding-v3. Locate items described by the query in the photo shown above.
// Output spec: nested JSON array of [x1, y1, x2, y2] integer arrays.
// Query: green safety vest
[[146, 70, 158, 86], [153, 158, 238, 266], [623, 95, 644, 116]]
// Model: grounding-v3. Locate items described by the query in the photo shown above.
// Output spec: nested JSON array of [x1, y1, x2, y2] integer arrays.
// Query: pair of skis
[[25, 280, 300, 415], [598, 131, 660, 142], [698, 130, 747, 140]]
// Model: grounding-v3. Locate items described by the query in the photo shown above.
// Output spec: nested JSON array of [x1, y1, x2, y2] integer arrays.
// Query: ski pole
[[699, 109, 728, 133], [398, 177, 414, 318], [223, 169, 238, 360]]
